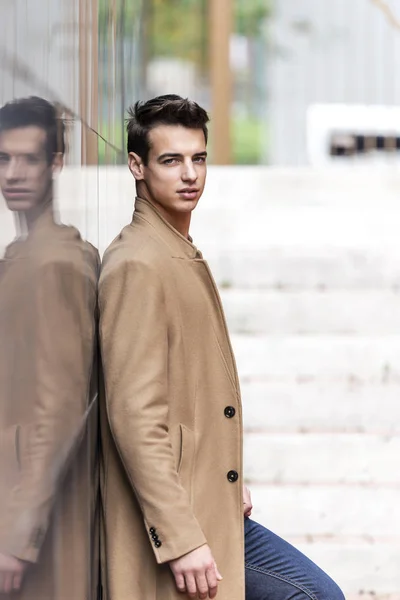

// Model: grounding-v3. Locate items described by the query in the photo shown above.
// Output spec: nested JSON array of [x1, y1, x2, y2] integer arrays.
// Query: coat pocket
[[177, 424, 195, 502]]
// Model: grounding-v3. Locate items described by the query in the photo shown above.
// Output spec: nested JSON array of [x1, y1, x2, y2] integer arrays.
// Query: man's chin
[[177, 197, 200, 212], [3, 198, 34, 212]]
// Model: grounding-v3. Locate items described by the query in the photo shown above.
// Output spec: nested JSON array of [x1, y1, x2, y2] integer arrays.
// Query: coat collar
[[132, 196, 202, 260], [4, 203, 80, 259]]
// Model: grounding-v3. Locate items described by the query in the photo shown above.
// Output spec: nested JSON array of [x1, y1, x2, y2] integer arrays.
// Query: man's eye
[[26, 155, 40, 164], [0, 155, 9, 163], [163, 158, 177, 165], [194, 156, 206, 163]]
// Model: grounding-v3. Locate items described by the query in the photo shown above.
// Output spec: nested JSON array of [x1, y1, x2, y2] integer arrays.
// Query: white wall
[[268, 0, 400, 165]]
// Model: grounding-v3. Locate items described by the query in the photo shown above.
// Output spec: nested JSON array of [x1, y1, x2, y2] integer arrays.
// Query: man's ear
[[52, 152, 64, 175], [128, 152, 145, 180]]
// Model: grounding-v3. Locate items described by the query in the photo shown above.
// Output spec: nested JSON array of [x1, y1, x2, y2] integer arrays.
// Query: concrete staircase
[[192, 167, 400, 599]]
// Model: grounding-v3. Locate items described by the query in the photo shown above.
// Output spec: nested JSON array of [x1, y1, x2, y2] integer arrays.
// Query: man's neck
[[155, 203, 191, 240], [15, 194, 54, 237], [138, 191, 192, 240]]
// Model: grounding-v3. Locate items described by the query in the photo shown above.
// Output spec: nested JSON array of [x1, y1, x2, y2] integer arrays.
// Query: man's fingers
[[13, 572, 23, 590], [243, 485, 253, 517], [205, 566, 219, 599], [3, 573, 13, 594], [215, 563, 223, 581], [196, 572, 209, 599], [184, 573, 197, 598], [169, 545, 221, 597], [174, 572, 186, 593]]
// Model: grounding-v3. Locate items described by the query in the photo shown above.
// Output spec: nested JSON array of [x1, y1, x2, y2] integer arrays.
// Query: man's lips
[[177, 188, 199, 198], [3, 189, 31, 197]]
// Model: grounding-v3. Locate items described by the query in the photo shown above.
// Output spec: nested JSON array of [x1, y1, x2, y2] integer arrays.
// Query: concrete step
[[251, 485, 400, 600], [243, 433, 400, 485], [221, 289, 400, 335], [268, 538, 400, 598], [249, 485, 400, 537], [347, 596, 400, 600], [205, 247, 400, 290], [200, 166, 400, 212], [250, 486, 400, 597], [195, 206, 400, 249], [241, 381, 400, 434], [231, 334, 400, 382]]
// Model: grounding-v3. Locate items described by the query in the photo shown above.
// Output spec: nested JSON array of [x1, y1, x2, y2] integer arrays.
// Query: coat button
[[149, 527, 156, 534], [155, 540, 162, 548], [151, 534, 158, 541], [224, 406, 236, 418], [227, 470, 239, 483]]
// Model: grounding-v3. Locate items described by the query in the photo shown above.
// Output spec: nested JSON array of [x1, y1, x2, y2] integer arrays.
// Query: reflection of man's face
[[0, 126, 54, 212]]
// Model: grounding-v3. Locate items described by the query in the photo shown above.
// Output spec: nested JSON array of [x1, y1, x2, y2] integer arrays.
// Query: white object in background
[[307, 103, 400, 166]]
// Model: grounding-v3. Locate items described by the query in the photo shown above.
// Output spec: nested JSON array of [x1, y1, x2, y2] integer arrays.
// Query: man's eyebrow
[[157, 152, 183, 161], [0, 151, 40, 157], [157, 151, 208, 161]]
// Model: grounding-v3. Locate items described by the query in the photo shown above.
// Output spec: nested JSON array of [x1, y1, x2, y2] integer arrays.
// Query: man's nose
[[6, 158, 24, 182], [182, 161, 198, 182]]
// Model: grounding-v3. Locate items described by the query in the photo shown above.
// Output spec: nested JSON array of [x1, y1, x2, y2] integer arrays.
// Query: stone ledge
[[241, 381, 400, 433], [249, 485, 400, 537], [232, 335, 400, 382], [244, 433, 400, 485], [221, 290, 400, 335]]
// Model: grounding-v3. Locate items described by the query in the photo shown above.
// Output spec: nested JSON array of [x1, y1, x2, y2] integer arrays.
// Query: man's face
[[130, 124, 207, 218], [0, 126, 55, 212]]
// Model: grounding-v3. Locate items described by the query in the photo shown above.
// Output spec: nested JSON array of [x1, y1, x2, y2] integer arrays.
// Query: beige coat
[[0, 208, 99, 600], [99, 197, 244, 600]]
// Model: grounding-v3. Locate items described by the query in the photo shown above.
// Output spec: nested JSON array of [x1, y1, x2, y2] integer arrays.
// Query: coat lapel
[[131, 197, 240, 394], [132, 197, 201, 260]]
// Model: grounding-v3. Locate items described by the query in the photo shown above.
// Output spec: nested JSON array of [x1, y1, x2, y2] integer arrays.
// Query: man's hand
[[243, 485, 253, 518], [0, 552, 27, 594], [169, 544, 222, 599]]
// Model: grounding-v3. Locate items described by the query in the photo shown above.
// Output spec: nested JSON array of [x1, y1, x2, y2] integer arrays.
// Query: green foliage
[[98, 0, 271, 61], [98, 0, 138, 23], [96, 1, 270, 165], [150, 0, 206, 64], [232, 115, 265, 164], [235, 0, 271, 37], [98, 0, 140, 36]]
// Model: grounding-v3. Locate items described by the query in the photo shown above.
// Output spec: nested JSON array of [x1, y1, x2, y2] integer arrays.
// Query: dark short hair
[[0, 96, 65, 163], [126, 94, 209, 164]]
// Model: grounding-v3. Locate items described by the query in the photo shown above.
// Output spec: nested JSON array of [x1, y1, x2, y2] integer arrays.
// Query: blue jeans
[[245, 519, 345, 600]]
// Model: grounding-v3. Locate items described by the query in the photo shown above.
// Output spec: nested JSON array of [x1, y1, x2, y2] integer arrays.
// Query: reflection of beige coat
[[0, 208, 99, 600], [99, 197, 244, 600]]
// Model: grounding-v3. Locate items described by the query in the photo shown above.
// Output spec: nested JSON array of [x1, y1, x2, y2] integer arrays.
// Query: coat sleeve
[[0, 255, 98, 563], [99, 258, 207, 564]]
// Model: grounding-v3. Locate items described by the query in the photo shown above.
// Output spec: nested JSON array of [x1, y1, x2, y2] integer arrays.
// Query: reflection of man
[[0, 97, 99, 599], [99, 95, 345, 600]]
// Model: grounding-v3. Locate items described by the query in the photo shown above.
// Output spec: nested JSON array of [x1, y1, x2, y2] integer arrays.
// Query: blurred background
[[1, 1, 400, 598]]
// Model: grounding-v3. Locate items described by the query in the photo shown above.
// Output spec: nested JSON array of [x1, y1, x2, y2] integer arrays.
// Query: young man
[[0, 97, 99, 599], [99, 95, 345, 600]]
